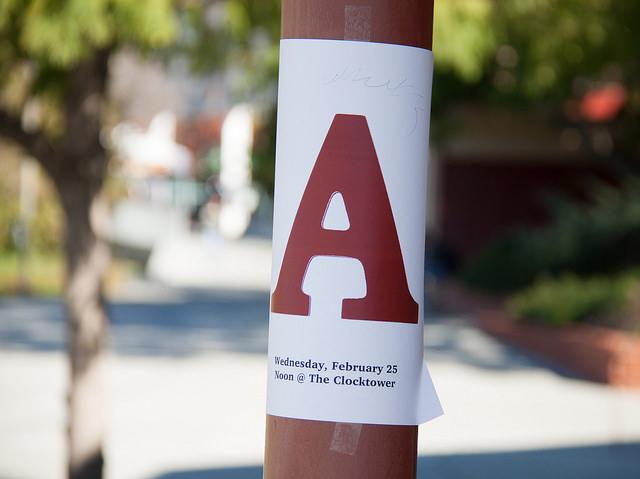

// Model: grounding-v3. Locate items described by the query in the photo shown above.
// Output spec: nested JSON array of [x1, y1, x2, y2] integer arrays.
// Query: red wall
[[440, 159, 614, 262]]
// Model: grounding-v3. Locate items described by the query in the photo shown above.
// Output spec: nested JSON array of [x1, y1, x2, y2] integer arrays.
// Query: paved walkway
[[1, 278, 640, 478]]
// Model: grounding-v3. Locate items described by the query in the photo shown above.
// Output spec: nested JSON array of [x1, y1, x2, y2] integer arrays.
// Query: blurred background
[[0, 1, 639, 478]]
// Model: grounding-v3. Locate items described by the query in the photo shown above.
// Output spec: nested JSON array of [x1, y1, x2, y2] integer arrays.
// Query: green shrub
[[507, 274, 631, 326], [462, 176, 640, 292], [0, 159, 62, 254], [30, 188, 62, 253], [0, 197, 19, 253], [462, 230, 553, 291]]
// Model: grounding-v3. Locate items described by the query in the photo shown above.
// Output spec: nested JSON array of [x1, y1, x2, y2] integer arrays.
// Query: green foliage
[[177, 0, 280, 98], [0, 156, 62, 254], [430, 1, 640, 159], [462, 231, 552, 292], [21, 0, 112, 66], [0, 151, 20, 252], [508, 273, 631, 326], [30, 190, 63, 252], [433, 0, 496, 82], [1, 0, 175, 68], [0, 194, 19, 252], [0, 191, 61, 253], [0, 0, 178, 143], [0, 251, 63, 296], [494, 0, 637, 100], [432, 0, 639, 101], [463, 177, 640, 292]]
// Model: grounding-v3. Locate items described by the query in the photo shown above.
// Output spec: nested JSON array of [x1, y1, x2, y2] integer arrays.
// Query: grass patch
[[0, 251, 142, 297], [0, 251, 64, 296]]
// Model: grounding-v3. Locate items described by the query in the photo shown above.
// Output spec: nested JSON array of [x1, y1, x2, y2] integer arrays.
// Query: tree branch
[[0, 108, 39, 153], [0, 107, 58, 171]]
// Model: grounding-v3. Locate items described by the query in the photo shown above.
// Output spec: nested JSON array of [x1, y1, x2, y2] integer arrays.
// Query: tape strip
[[329, 423, 363, 456], [344, 5, 372, 41]]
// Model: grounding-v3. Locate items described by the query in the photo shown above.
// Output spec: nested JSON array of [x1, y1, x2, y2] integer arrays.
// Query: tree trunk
[[0, 42, 112, 479], [55, 172, 110, 479]]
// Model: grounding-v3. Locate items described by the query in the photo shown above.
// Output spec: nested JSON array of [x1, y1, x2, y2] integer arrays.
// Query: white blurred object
[[111, 111, 193, 178], [146, 232, 272, 291], [220, 104, 254, 191], [218, 104, 259, 239], [111, 200, 189, 251], [218, 202, 251, 240]]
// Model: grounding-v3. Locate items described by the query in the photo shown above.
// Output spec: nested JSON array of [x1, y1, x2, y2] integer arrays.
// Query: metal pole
[[264, 1, 435, 478]]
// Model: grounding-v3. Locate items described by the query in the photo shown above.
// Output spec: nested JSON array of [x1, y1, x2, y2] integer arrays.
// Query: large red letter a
[[271, 114, 418, 324]]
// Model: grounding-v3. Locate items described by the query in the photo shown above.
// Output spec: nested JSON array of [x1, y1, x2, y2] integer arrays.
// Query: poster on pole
[[267, 39, 442, 425]]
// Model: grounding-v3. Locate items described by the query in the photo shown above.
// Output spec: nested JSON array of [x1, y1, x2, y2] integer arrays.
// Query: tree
[[0, 1, 172, 478], [433, 0, 639, 99], [0, 1, 282, 477], [431, 0, 640, 161]]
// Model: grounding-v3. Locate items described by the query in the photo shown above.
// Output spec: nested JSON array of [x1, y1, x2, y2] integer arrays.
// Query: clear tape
[[329, 423, 363, 456], [344, 5, 372, 41]]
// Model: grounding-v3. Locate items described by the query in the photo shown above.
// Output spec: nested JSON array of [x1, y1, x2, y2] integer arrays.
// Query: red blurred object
[[580, 83, 627, 122], [176, 114, 224, 157]]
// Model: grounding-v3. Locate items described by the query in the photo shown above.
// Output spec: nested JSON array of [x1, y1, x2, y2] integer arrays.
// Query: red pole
[[264, 2, 435, 478]]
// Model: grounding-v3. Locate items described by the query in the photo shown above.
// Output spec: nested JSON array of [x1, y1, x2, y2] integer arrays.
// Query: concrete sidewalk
[[1, 282, 639, 478]]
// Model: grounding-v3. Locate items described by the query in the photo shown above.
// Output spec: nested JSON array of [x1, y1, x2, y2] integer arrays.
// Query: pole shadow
[[150, 442, 640, 479]]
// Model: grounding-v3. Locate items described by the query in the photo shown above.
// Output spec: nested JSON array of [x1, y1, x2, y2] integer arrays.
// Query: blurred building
[[430, 106, 615, 264], [107, 50, 263, 259]]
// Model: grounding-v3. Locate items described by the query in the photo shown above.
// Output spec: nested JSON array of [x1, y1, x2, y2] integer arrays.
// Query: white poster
[[266, 39, 442, 425]]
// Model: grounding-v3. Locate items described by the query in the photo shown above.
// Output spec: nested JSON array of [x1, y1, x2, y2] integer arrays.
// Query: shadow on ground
[[423, 314, 579, 377], [0, 288, 589, 377], [152, 442, 640, 479], [0, 289, 270, 355]]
